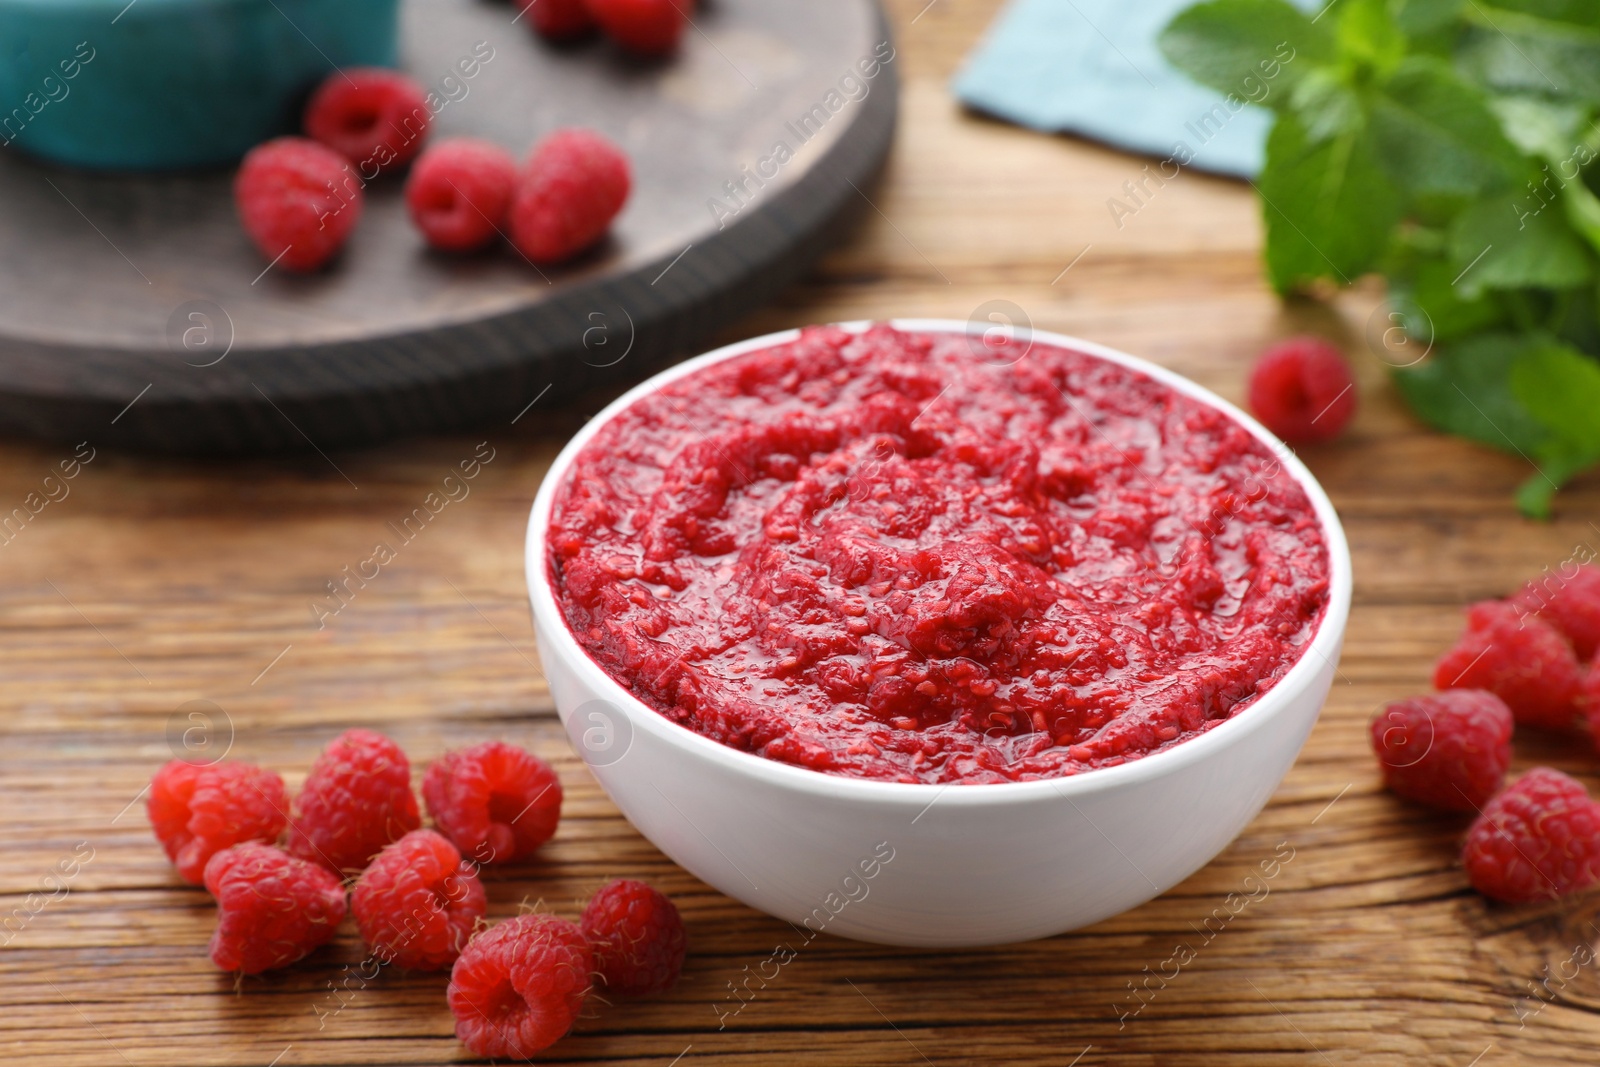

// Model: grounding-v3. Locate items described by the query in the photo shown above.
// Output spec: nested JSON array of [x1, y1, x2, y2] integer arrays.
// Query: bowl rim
[[525, 318, 1352, 808]]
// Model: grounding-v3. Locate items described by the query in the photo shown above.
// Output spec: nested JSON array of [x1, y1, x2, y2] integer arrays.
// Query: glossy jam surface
[[548, 326, 1330, 784]]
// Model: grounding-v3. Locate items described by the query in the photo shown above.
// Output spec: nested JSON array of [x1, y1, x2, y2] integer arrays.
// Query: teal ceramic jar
[[0, 0, 399, 170]]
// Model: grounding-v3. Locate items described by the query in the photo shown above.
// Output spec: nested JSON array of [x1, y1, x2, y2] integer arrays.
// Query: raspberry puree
[[548, 325, 1330, 784]]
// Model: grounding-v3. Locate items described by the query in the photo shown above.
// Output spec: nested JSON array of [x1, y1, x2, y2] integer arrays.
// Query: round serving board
[[0, 0, 896, 452]]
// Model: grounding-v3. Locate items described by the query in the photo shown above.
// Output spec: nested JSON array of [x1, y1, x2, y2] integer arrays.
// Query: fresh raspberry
[[580, 878, 686, 995], [509, 128, 631, 265], [447, 914, 592, 1059], [1434, 600, 1583, 731], [303, 67, 430, 173], [285, 729, 421, 876], [404, 139, 518, 252], [204, 843, 348, 973], [584, 0, 687, 55], [1582, 658, 1600, 747], [1462, 768, 1600, 903], [520, 0, 596, 40], [147, 760, 288, 885], [423, 741, 562, 865], [1513, 562, 1600, 661], [234, 137, 363, 272], [1246, 336, 1357, 445], [351, 829, 487, 970], [1369, 690, 1513, 811]]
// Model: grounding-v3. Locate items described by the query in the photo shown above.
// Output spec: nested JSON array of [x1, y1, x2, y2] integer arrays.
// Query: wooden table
[[6, 2, 1600, 1064]]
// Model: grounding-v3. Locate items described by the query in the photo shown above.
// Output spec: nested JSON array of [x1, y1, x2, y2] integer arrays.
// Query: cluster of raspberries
[[235, 67, 629, 272], [519, 0, 695, 55], [147, 729, 686, 1059], [1369, 562, 1600, 903]]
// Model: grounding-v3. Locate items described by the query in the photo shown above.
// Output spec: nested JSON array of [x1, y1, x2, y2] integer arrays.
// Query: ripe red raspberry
[[147, 760, 288, 885], [351, 829, 487, 971], [1582, 658, 1600, 747], [303, 67, 430, 174], [405, 139, 518, 252], [204, 843, 347, 973], [1514, 562, 1600, 661], [584, 0, 687, 55], [580, 878, 686, 995], [423, 741, 562, 865], [1434, 600, 1583, 731], [520, 0, 596, 40], [1462, 768, 1600, 903], [1369, 690, 1513, 811], [447, 914, 592, 1059], [509, 128, 631, 265], [285, 729, 421, 876], [1246, 336, 1357, 445], [235, 137, 363, 272]]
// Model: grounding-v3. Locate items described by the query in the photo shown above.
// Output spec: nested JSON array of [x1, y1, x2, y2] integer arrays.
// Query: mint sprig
[[1161, 0, 1600, 517]]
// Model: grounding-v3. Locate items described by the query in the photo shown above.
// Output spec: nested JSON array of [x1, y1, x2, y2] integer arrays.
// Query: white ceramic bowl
[[525, 320, 1351, 947]]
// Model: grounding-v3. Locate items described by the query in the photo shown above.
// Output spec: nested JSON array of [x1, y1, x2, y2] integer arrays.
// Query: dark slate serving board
[[0, 0, 897, 452]]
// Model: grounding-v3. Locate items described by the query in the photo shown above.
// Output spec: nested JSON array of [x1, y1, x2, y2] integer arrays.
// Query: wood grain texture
[[5, 0, 1600, 1063]]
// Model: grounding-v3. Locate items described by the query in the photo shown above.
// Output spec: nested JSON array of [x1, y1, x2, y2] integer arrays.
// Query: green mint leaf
[[1474, 0, 1600, 30], [1397, 333, 1599, 517], [1257, 112, 1402, 292], [1458, 5, 1600, 100], [1391, 0, 1466, 38], [1552, 284, 1600, 353], [1159, 0, 1334, 102], [1509, 341, 1600, 450], [1484, 96, 1600, 253], [1448, 195, 1595, 296], [1387, 252, 1508, 342], [1516, 449, 1595, 518], [1288, 68, 1365, 142], [1510, 339, 1600, 518], [1556, 164, 1600, 255], [1487, 94, 1589, 157], [1337, 0, 1407, 80], [1392, 332, 1554, 454], [1367, 58, 1526, 198]]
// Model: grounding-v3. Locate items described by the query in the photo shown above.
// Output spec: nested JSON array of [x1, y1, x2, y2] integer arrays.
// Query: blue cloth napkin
[[952, 0, 1316, 178]]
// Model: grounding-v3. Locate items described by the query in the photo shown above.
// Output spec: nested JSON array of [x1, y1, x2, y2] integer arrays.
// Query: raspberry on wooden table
[[1514, 562, 1600, 661], [1462, 768, 1600, 903], [147, 759, 288, 885], [447, 914, 592, 1059], [1246, 336, 1357, 445], [204, 843, 347, 974], [519, 0, 596, 40], [1582, 661, 1600, 750], [1369, 690, 1513, 811], [234, 137, 363, 272], [285, 729, 420, 876], [580, 878, 686, 995], [584, 0, 687, 55], [422, 741, 562, 865], [405, 139, 518, 252], [1434, 600, 1584, 731], [352, 829, 486, 971], [508, 128, 631, 265], [303, 67, 430, 174]]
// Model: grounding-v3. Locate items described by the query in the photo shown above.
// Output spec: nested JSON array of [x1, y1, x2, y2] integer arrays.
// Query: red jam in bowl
[[547, 325, 1330, 784]]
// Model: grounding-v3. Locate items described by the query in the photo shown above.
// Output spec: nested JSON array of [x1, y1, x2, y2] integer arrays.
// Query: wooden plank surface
[[6, 1, 1600, 1064]]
